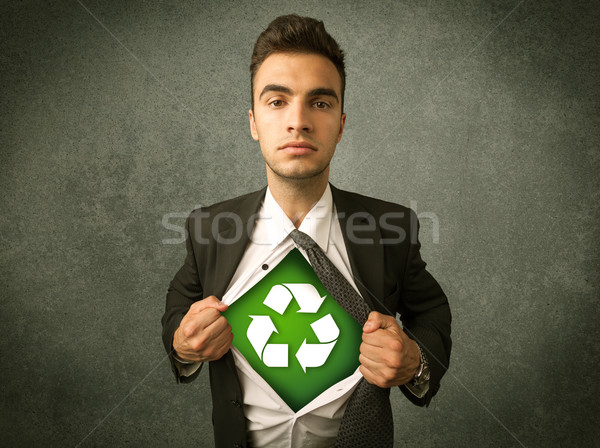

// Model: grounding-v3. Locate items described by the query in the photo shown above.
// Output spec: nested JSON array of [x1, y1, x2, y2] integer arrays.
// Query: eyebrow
[[308, 88, 339, 103], [259, 84, 339, 103]]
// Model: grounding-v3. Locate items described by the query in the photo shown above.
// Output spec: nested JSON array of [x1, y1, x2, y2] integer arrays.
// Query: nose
[[286, 101, 313, 133]]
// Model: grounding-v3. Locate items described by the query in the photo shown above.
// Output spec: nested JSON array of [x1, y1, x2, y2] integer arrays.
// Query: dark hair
[[250, 14, 346, 110]]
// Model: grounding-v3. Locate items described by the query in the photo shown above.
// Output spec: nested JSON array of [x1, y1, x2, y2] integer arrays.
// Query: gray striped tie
[[289, 229, 393, 447]]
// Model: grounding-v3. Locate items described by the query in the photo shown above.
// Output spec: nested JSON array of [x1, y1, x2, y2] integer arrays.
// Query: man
[[162, 14, 451, 448]]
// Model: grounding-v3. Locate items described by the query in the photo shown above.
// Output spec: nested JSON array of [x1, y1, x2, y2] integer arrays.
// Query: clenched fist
[[359, 311, 421, 388], [173, 296, 233, 363]]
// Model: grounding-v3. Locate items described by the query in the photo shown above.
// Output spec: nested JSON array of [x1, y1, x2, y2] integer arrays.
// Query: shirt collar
[[264, 184, 334, 252]]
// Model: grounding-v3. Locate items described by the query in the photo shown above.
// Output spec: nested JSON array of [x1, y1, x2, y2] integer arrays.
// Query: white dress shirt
[[222, 185, 363, 448]]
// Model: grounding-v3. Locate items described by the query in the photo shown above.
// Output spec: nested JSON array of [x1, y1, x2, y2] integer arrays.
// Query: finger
[[363, 311, 398, 333], [181, 308, 224, 338], [179, 315, 230, 356], [364, 314, 404, 340], [359, 341, 387, 364], [191, 296, 228, 313], [359, 359, 406, 388], [360, 335, 405, 366], [359, 364, 380, 386], [362, 326, 403, 349], [196, 317, 233, 361], [203, 314, 232, 344], [360, 348, 409, 388], [207, 325, 234, 360], [189, 296, 228, 314], [359, 351, 385, 374], [362, 311, 383, 333], [361, 331, 385, 350]]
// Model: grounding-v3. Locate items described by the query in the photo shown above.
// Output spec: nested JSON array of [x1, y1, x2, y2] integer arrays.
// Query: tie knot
[[289, 229, 317, 250]]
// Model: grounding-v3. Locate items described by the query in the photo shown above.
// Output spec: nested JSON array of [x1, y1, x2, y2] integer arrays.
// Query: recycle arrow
[[247, 315, 288, 367], [263, 283, 327, 315], [295, 313, 339, 372], [296, 340, 337, 373], [246, 283, 339, 371]]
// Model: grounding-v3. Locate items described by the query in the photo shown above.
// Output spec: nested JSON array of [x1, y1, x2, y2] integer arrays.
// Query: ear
[[336, 113, 347, 143], [249, 109, 259, 141]]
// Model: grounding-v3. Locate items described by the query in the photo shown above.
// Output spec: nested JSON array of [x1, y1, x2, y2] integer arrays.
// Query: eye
[[269, 99, 285, 108], [313, 101, 330, 109]]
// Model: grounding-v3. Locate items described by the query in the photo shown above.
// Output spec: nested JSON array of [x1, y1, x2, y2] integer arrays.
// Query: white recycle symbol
[[247, 283, 340, 372]]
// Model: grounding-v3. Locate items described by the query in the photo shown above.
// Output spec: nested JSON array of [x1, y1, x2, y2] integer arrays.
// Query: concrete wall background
[[1, 1, 598, 446]]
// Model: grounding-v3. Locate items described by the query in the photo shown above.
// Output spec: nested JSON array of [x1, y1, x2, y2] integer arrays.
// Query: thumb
[[190, 295, 228, 314], [363, 311, 386, 333]]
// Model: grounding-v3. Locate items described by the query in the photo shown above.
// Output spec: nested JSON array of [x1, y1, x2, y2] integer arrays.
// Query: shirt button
[[262, 264, 269, 270]]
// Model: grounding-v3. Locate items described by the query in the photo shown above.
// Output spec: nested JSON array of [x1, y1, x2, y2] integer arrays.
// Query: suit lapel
[[211, 188, 267, 298], [331, 185, 385, 313]]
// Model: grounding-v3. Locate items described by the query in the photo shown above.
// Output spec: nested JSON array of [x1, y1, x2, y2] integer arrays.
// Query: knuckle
[[388, 339, 403, 353], [382, 369, 396, 382], [203, 347, 215, 359], [191, 300, 205, 312], [371, 377, 385, 388], [205, 295, 220, 306], [182, 323, 195, 339], [192, 334, 209, 351], [385, 354, 402, 370], [200, 329, 213, 345], [204, 325, 215, 339], [206, 308, 220, 319]]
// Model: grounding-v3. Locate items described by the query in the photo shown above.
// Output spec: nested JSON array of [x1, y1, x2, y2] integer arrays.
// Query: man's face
[[249, 52, 346, 182]]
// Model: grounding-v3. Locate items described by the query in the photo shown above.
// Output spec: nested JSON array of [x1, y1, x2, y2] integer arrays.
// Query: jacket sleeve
[[398, 211, 452, 406], [161, 214, 204, 383]]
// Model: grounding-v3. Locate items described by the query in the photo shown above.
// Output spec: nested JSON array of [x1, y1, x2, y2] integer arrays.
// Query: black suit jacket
[[162, 185, 452, 447]]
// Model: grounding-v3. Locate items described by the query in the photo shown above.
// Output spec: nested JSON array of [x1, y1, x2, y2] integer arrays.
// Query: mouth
[[280, 141, 318, 155]]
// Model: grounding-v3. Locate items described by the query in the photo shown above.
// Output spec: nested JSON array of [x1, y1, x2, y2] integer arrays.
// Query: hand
[[359, 311, 421, 388], [172, 296, 233, 363]]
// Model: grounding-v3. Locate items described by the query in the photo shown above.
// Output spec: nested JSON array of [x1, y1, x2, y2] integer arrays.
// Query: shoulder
[[331, 185, 418, 244], [185, 187, 266, 243], [331, 185, 413, 217], [188, 187, 267, 219]]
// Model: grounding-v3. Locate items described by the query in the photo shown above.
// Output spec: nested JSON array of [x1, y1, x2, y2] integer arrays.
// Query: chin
[[277, 167, 328, 181], [268, 162, 329, 181]]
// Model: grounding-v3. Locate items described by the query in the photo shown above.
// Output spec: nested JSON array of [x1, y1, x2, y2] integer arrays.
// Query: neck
[[266, 169, 329, 228]]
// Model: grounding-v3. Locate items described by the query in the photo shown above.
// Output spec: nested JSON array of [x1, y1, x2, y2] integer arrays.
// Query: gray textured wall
[[1, 1, 598, 446]]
